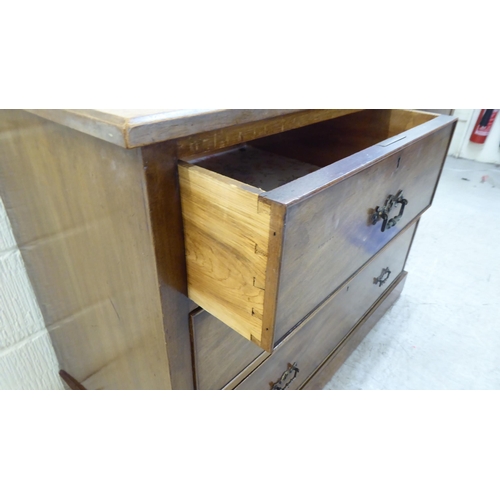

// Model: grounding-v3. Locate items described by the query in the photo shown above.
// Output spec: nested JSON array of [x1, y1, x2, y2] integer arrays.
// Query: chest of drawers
[[0, 109, 456, 389]]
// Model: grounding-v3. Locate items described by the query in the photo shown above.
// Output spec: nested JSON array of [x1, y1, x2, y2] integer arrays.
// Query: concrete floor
[[324, 156, 500, 390]]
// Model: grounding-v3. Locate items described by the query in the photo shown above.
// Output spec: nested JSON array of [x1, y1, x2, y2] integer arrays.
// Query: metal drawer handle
[[271, 362, 300, 390], [371, 190, 408, 232], [374, 267, 391, 287]]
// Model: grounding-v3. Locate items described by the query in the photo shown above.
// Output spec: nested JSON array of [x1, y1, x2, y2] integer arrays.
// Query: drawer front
[[190, 308, 266, 390], [271, 123, 453, 339], [235, 224, 416, 390], [302, 271, 408, 390], [180, 112, 456, 352]]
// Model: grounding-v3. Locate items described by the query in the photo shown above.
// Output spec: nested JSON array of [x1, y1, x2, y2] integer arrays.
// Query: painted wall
[[449, 109, 500, 165], [0, 195, 62, 390]]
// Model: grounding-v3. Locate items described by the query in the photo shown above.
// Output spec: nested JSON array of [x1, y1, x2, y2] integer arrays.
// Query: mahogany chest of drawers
[[0, 109, 456, 389]]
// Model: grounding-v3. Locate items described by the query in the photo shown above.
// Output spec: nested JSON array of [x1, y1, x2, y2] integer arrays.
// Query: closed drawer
[[190, 308, 266, 390], [179, 109, 456, 351], [235, 223, 417, 390]]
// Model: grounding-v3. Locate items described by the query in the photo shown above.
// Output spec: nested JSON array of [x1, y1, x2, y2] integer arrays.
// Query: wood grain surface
[[25, 109, 305, 149], [179, 110, 455, 348], [190, 308, 266, 390], [235, 225, 416, 390], [269, 117, 455, 338], [302, 272, 408, 390], [251, 109, 396, 165], [178, 161, 283, 351], [0, 110, 172, 389], [141, 142, 194, 389], [258, 112, 455, 205], [177, 109, 362, 159], [189, 145, 320, 191]]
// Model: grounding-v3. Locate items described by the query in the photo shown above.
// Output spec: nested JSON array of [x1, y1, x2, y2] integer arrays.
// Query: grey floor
[[324, 156, 500, 390]]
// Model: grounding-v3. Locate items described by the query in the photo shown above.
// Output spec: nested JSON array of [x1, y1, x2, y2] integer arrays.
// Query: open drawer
[[178, 109, 456, 352]]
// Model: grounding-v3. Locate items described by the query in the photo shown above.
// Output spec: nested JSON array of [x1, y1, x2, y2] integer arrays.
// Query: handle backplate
[[374, 267, 391, 287], [371, 190, 408, 232], [271, 362, 300, 390]]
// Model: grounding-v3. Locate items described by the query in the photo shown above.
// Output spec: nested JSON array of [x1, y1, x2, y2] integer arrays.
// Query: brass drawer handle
[[374, 267, 391, 287], [371, 190, 408, 232], [271, 362, 300, 390]]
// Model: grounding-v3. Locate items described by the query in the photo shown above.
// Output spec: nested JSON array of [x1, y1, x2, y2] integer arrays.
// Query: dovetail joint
[[252, 277, 265, 290], [254, 243, 267, 256]]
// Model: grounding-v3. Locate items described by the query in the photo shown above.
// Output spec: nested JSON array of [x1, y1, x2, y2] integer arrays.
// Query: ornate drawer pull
[[374, 267, 391, 287], [371, 190, 408, 232], [271, 362, 300, 390]]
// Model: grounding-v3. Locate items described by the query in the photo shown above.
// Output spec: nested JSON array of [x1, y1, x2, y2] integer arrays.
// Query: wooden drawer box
[[235, 223, 417, 390], [179, 109, 455, 352]]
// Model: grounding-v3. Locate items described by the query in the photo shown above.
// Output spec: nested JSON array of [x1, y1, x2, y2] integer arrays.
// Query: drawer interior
[[182, 109, 436, 191], [178, 108, 448, 352]]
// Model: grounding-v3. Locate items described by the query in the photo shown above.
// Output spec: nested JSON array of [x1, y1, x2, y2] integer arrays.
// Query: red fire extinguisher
[[470, 109, 499, 144]]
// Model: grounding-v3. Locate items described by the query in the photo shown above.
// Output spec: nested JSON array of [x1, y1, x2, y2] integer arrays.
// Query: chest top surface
[[25, 109, 303, 149]]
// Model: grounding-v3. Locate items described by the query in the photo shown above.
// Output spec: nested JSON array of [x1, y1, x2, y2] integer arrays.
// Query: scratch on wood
[[110, 298, 121, 321]]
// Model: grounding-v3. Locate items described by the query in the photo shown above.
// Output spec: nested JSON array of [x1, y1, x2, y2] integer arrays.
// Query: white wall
[[449, 109, 500, 165], [0, 195, 62, 390]]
